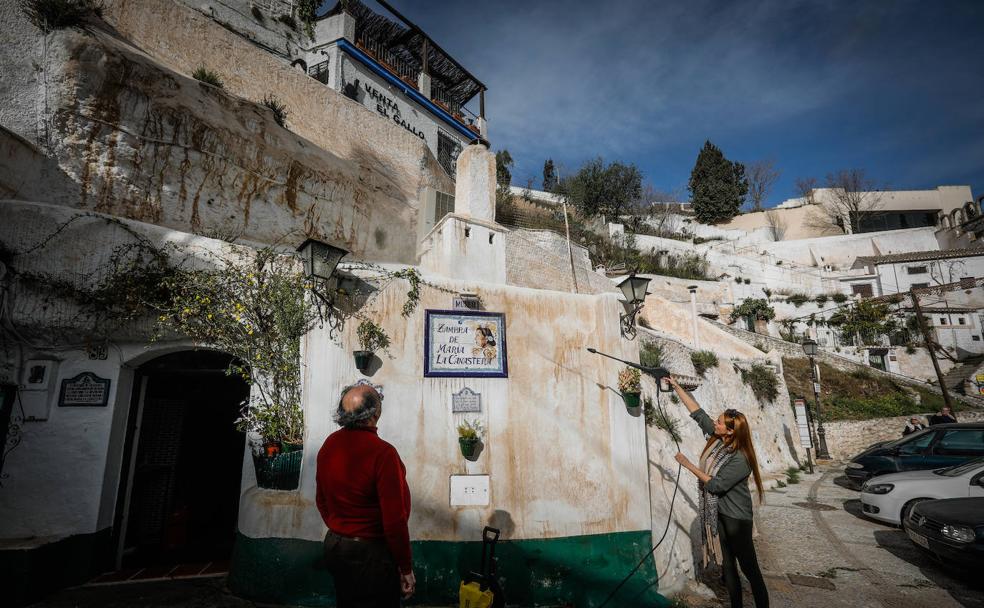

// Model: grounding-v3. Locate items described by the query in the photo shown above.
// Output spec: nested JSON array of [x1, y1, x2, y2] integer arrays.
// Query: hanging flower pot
[[253, 441, 303, 491], [617, 367, 642, 410], [355, 320, 390, 374], [458, 436, 480, 460], [457, 419, 484, 461], [353, 350, 373, 372]]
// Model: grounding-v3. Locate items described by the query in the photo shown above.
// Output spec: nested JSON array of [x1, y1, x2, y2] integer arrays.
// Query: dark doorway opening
[[113, 350, 249, 570]]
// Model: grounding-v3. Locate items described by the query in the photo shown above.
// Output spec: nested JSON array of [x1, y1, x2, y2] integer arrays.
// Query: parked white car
[[860, 456, 984, 525]]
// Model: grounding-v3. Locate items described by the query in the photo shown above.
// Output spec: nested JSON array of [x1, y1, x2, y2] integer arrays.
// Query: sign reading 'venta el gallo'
[[424, 310, 508, 378]]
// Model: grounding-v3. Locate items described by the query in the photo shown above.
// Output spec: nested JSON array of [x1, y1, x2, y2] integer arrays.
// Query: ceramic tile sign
[[58, 372, 111, 407], [450, 474, 490, 506], [451, 387, 482, 413], [424, 310, 507, 378]]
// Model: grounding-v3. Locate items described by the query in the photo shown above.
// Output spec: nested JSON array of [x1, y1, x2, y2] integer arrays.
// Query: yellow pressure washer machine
[[459, 526, 504, 608]]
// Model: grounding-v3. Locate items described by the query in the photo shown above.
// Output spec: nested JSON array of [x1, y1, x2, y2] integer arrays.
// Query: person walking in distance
[[316, 383, 415, 606], [668, 376, 769, 608]]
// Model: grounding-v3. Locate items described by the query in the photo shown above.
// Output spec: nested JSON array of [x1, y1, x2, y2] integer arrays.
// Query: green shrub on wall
[[691, 350, 718, 376], [643, 396, 681, 443], [640, 341, 664, 370], [740, 364, 780, 403], [730, 298, 775, 323], [193, 65, 224, 88]]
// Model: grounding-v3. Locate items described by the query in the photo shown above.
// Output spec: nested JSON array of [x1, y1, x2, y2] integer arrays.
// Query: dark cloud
[[373, 0, 984, 203]]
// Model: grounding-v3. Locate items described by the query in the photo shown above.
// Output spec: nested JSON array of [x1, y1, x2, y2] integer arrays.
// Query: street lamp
[[801, 338, 831, 459], [616, 272, 651, 338], [297, 238, 348, 282]]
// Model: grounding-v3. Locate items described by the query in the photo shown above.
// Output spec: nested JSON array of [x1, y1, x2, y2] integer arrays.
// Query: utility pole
[[911, 287, 954, 410]]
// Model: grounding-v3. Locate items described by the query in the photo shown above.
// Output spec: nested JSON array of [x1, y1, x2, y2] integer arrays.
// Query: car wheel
[[900, 498, 929, 527]]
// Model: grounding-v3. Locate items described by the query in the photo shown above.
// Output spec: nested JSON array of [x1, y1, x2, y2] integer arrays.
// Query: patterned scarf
[[698, 439, 735, 567]]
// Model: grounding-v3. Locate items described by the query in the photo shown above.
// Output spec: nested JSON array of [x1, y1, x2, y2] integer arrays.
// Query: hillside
[[782, 357, 945, 421]]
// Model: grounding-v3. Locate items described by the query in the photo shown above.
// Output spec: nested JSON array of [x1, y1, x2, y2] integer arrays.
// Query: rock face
[[0, 0, 455, 262]]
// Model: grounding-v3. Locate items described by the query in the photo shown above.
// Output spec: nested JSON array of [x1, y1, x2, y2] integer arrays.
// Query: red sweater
[[315, 426, 412, 574]]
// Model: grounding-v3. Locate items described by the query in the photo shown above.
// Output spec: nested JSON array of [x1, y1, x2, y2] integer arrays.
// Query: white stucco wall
[[758, 227, 940, 269], [872, 255, 984, 296], [628, 233, 829, 295], [237, 275, 652, 544]]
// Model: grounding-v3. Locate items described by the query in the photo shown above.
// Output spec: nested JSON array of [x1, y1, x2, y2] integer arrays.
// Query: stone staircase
[[940, 355, 984, 399]]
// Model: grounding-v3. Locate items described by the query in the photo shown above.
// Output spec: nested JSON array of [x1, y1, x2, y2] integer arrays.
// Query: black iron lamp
[[801, 338, 831, 459], [297, 238, 348, 282], [616, 272, 651, 338]]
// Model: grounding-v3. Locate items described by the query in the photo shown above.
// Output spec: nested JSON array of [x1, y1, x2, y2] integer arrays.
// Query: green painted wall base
[[229, 530, 669, 607], [0, 528, 112, 607]]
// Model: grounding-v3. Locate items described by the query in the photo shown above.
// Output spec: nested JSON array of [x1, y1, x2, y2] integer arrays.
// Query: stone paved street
[[708, 464, 984, 608]]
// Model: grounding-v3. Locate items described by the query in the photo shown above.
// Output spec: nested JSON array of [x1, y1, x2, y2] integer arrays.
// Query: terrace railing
[[308, 60, 330, 85], [355, 35, 421, 88]]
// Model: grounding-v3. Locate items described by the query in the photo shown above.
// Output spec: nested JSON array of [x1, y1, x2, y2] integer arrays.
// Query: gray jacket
[[691, 408, 754, 521]]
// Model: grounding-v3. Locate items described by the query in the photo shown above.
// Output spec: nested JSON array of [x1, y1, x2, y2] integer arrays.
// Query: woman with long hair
[[668, 376, 769, 608]]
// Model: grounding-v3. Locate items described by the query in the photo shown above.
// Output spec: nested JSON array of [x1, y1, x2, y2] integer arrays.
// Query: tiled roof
[[854, 247, 984, 267]]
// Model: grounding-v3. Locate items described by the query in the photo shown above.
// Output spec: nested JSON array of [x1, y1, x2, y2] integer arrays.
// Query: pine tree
[[542, 159, 557, 192], [688, 141, 748, 224]]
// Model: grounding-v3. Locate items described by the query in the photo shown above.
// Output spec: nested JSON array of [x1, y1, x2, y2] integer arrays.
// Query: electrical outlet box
[[450, 474, 490, 507]]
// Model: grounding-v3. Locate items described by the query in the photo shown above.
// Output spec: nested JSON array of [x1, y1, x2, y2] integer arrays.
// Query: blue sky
[[352, 0, 984, 206]]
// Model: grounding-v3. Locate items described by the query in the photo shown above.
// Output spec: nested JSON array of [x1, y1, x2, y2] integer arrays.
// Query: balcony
[[321, 0, 485, 138]]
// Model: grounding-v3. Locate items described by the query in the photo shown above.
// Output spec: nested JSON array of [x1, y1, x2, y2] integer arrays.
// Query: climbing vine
[[2, 216, 440, 444]]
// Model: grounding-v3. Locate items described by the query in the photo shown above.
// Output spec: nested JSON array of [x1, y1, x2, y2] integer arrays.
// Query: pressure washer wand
[[586, 347, 670, 380]]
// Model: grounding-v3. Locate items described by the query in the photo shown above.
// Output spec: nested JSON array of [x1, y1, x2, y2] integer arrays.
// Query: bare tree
[[765, 209, 787, 241], [644, 184, 688, 237], [746, 160, 781, 212], [794, 176, 818, 205], [807, 169, 884, 234]]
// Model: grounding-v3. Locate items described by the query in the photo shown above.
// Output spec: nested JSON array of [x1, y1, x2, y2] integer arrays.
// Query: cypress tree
[[688, 141, 749, 224], [542, 159, 557, 192]]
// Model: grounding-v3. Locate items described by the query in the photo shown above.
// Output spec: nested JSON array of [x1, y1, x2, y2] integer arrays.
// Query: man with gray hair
[[316, 382, 415, 606]]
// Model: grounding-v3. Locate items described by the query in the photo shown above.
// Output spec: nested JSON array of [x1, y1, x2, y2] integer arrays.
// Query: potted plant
[[618, 367, 642, 409], [457, 419, 484, 461], [355, 319, 390, 373]]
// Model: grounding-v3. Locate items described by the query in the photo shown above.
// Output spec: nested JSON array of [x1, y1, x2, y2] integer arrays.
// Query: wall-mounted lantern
[[616, 272, 651, 338], [297, 239, 348, 282]]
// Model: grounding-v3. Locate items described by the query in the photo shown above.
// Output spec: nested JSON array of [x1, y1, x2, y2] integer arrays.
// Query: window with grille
[[437, 130, 462, 178], [434, 191, 454, 223], [907, 265, 928, 275], [308, 60, 329, 85], [911, 282, 929, 289]]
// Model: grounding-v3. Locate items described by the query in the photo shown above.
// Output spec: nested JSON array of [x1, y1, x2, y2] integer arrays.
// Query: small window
[[906, 265, 928, 275], [434, 191, 455, 223], [959, 318, 967, 325], [851, 284, 874, 297], [911, 282, 929, 289], [973, 335, 980, 341], [939, 317, 948, 325]]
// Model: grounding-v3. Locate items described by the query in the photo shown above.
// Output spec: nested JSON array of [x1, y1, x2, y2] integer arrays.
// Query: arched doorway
[[112, 350, 249, 571]]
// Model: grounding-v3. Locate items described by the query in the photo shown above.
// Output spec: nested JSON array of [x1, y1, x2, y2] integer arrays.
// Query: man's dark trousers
[[323, 531, 401, 607]]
